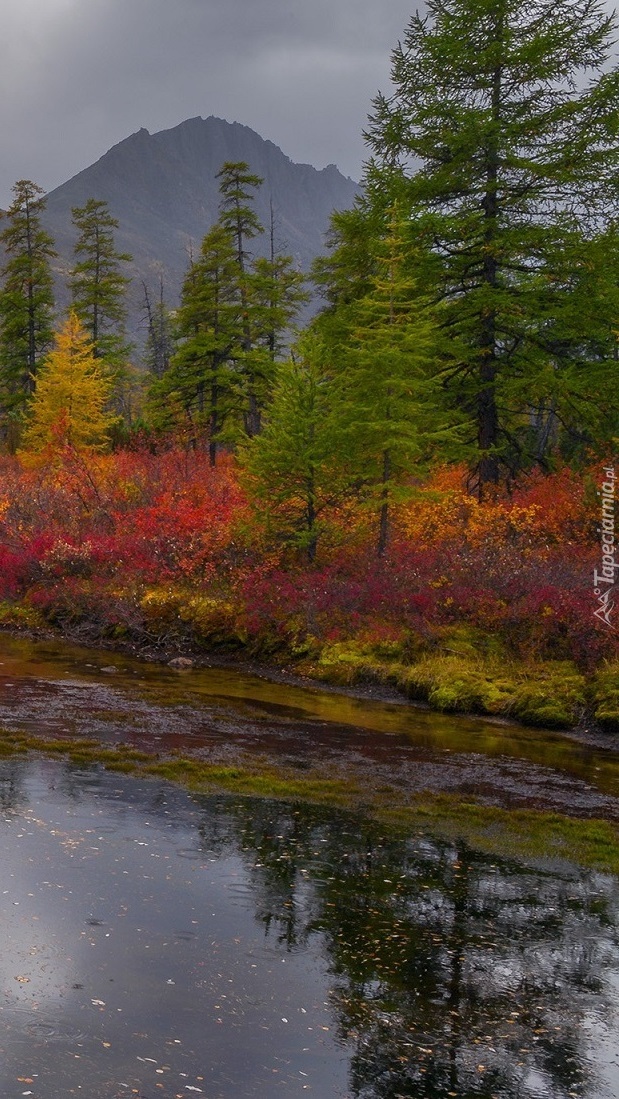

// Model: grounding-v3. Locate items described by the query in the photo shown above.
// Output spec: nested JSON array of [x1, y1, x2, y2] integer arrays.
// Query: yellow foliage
[[20, 311, 117, 458]]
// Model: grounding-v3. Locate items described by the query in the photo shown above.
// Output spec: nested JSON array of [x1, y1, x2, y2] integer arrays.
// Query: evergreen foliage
[[149, 224, 243, 461], [0, 180, 56, 447], [331, 212, 455, 554], [149, 161, 306, 458], [142, 276, 174, 380], [69, 198, 133, 370], [357, 0, 619, 490], [242, 333, 345, 561]]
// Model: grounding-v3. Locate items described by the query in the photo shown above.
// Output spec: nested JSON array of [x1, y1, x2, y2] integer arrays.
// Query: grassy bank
[[2, 726, 619, 875], [2, 595, 617, 734]]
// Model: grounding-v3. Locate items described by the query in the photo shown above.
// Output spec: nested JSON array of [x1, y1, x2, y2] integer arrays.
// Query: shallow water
[[1, 757, 619, 1098], [2, 635, 619, 1097], [1, 635, 619, 815]]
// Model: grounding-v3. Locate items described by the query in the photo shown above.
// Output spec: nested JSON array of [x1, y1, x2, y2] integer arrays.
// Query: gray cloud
[[0, 0, 417, 206]]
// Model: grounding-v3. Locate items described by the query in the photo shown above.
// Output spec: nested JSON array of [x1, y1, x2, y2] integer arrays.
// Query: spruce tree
[[364, 0, 619, 491], [0, 180, 56, 447]]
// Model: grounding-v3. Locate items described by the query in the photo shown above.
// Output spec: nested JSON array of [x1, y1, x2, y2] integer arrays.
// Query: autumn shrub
[[0, 447, 615, 688], [140, 588, 246, 648]]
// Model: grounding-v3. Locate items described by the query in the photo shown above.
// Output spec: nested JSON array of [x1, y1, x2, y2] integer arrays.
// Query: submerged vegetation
[[2, 721, 619, 875]]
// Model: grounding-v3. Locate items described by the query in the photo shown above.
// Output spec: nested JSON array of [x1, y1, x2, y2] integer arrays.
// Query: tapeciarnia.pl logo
[[593, 465, 616, 630]]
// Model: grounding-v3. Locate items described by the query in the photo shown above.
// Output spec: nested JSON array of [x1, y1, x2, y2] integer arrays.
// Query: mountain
[[42, 115, 360, 349]]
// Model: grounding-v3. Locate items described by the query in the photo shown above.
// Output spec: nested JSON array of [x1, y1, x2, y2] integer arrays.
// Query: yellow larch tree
[[21, 311, 117, 455]]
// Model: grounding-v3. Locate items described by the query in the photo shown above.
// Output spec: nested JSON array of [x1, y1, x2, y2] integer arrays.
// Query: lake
[[1, 635, 619, 1098]]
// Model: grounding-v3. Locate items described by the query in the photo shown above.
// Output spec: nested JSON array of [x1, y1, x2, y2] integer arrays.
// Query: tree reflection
[[216, 798, 619, 1099], [0, 757, 28, 813]]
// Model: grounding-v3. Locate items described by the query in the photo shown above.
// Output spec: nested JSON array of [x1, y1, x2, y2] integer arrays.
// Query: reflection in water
[[0, 758, 618, 1098]]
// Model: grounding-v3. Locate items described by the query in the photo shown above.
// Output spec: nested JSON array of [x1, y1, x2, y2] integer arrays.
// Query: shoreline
[[3, 621, 619, 874], [2, 619, 617, 753]]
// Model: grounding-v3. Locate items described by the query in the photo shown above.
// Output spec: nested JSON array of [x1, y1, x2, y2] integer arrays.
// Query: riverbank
[[3, 627, 619, 877], [1, 607, 618, 748], [1, 452, 616, 737]]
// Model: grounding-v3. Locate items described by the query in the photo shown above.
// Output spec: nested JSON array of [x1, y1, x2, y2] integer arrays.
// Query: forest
[[0, 0, 618, 732]]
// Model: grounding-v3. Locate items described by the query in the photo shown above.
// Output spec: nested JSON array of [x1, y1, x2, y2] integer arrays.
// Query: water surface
[[1, 635, 618, 814], [2, 635, 619, 1098], [1, 757, 619, 1099]]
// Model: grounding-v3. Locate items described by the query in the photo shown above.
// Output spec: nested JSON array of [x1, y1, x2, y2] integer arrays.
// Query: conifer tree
[[216, 161, 265, 436], [0, 180, 56, 447], [21, 311, 116, 455], [69, 198, 132, 369], [250, 254, 308, 361], [150, 224, 242, 461], [333, 213, 449, 555], [242, 334, 344, 561], [142, 276, 174, 380], [362, 0, 619, 491]]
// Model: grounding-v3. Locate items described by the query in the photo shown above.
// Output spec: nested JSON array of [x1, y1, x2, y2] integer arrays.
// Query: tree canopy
[[355, 0, 619, 490]]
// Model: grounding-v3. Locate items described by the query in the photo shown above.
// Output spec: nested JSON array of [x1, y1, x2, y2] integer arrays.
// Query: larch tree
[[0, 180, 56, 448], [363, 0, 619, 492], [69, 198, 132, 372], [150, 224, 243, 461], [20, 311, 117, 455], [142, 275, 174, 380], [251, 200, 308, 365], [242, 333, 346, 562], [216, 161, 265, 436], [332, 213, 452, 556]]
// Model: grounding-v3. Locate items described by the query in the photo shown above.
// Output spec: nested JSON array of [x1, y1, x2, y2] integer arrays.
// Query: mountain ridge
[[40, 115, 360, 348]]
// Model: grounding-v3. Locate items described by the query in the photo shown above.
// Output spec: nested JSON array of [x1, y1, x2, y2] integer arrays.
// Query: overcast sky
[[0, 0, 423, 208]]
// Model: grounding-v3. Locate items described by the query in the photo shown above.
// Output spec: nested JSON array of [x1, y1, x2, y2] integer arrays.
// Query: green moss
[[300, 639, 416, 689], [290, 633, 590, 730], [398, 654, 515, 715], [592, 662, 619, 731], [508, 663, 587, 728], [0, 601, 46, 629], [379, 796, 619, 874]]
